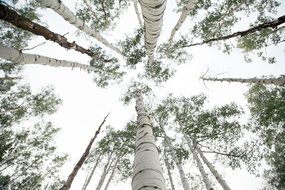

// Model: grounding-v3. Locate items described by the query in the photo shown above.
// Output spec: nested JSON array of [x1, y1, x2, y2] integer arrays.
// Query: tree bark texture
[[183, 15, 285, 47], [195, 144, 231, 190], [60, 114, 109, 190], [202, 77, 285, 86], [163, 154, 175, 190], [132, 96, 166, 190], [184, 135, 213, 190], [138, 0, 167, 64], [168, 0, 198, 43], [0, 4, 96, 58], [0, 44, 100, 73], [36, 0, 123, 56], [82, 154, 102, 190]]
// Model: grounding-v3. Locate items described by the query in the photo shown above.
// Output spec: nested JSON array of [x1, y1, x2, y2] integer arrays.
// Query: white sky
[[16, 0, 285, 189]]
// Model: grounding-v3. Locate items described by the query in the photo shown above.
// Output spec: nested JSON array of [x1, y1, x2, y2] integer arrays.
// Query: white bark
[[139, 0, 167, 64], [163, 154, 175, 190], [82, 154, 101, 190], [132, 96, 166, 190], [168, 0, 199, 43], [96, 154, 113, 190], [0, 44, 98, 73], [133, 0, 143, 28], [195, 145, 231, 190], [36, 0, 123, 56], [184, 135, 212, 190], [161, 130, 190, 190], [202, 77, 285, 86], [103, 157, 119, 190]]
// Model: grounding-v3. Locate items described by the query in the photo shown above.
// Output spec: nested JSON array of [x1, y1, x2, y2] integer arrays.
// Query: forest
[[0, 0, 284, 189]]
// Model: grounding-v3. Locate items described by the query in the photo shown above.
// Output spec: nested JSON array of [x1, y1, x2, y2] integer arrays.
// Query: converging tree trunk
[[184, 135, 213, 190], [60, 114, 109, 190], [96, 153, 113, 190], [168, 0, 198, 43], [195, 143, 231, 190], [0, 44, 100, 73], [133, 0, 143, 28], [132, 96, 166, 190], [201, 76, 285, 86], [0, 4, 95, 57], [103, 157, 119, 190], [139, 0, 167, 64], [82, 154, 102, 190], [36, 0, 123, 56], [163, 154, 175, 190]]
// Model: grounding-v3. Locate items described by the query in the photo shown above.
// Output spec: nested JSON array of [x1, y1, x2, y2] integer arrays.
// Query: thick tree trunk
[[103, 157, 119, 190], [60, 114, 109, 190], [184, 135, 213, 190], [183, 15, 285, 47], [163, 154, 175, 190], [161, 130, 190, 190], [195, 144, 231, 190], [133, 0, 143, 28], [0, 44, 100, 73], [0, 4, 96, 58], [201, 76, 285, 86], [82, 154, 102, 190], [139, 0, 167, 64], [132, 96, 166, 190], [168, 0, 198, 43], [96, 153, 113, 190], [36, 0, 123, 56]]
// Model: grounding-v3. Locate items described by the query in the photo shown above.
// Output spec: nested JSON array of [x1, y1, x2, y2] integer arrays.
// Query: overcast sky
[[17, 0, 285, 189]]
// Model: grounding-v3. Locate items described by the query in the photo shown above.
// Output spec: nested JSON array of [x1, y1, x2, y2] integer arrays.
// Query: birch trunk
[[0, 44, 99, 73], [103, 157, 119, 190], [96, 153, 113, 190], [184, 135, 213, 190], [168, 0, 198, 43], [60, 113, 109, 190], [133, 0, 143, 28], [201, 77, 285, 86], [195, 144, 231, 190], [139, 0, 167, 64], [161, 130, 190, 190], [132, 96, 166, 190], [36, 0, 123, 56], [0, 4, 95, 57], [82, 154, 102, 190], [163, 154, 175, 190]]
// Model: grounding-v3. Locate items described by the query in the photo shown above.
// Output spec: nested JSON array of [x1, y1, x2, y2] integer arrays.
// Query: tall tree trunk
[[132, 96, 166, 190], [103, 157, 119, 190], [0, 4, 96, 58], [139, 0, 167, 64], [96, 153, 113, 190], [36, 0, 123, 56], [183, 15, 285, 48], [161, 129, 190, 190], [133, 0, 143, 28], [195, 143, 231, 190], [60, 113, 109, 190], [163, 153, 175, 190], [184, 135, 213, 190], [168, 0, 198, 43], [0, 44, 100, 73], [201, 76, 285, 86], [82, 154, 102, 190]]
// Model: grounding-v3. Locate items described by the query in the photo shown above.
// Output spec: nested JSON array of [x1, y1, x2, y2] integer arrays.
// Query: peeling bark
[[36, 0, 123, 56], [132, 96, 166, 190], [139, 0, 167, 64], [184, 135, 213, 190], [0, 44, 100, 73], [0, 4, 96, 58], [202, 76, 285, 86], [60, 114, 109, 190], [195, 144, 231, 190]]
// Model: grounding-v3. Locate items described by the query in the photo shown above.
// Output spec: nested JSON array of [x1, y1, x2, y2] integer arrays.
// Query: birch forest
[[0, 0, 285, 189]]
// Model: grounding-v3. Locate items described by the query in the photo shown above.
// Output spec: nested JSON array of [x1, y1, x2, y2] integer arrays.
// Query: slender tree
[[103, 157, 119, 190], [163, 153, 175, 190], [96, 153, 114, 190], [133, 0, 143, 28], [82, 154, 101, 190]]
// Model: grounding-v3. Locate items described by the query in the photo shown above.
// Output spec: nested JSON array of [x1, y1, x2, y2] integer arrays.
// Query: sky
[[13, 0, 285, 189]]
